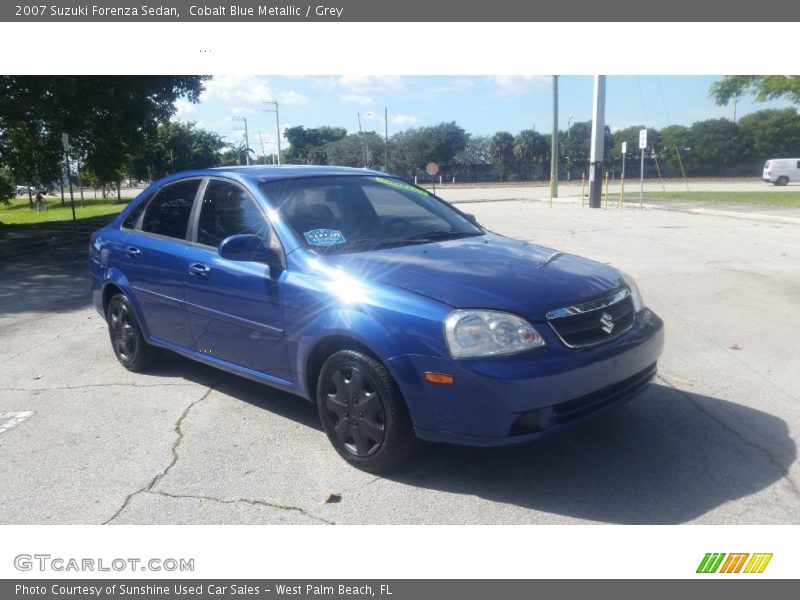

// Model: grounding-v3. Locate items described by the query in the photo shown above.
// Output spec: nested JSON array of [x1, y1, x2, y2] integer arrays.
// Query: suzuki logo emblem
[[600, 312, 615, 334]]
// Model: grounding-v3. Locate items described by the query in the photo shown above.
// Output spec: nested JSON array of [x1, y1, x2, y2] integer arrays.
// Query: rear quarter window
[[121, 195, 150, 230]]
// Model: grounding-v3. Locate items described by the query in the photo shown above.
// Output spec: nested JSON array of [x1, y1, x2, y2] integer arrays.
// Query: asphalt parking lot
[[1, 195, 798, 525]]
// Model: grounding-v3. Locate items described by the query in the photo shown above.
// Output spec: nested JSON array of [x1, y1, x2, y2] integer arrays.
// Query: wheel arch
[[102, 281, 124, 317], [304, 334, 382, 405], [99, 270, 151, 339]]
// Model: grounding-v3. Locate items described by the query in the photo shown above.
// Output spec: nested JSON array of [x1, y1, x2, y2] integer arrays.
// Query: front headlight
[[621, 271, 645, 312], [443, 310, 546, 358]]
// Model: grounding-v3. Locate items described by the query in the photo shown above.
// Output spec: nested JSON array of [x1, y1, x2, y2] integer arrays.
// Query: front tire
[[106, 293, 157, 372], [317, 350, 419, 472]]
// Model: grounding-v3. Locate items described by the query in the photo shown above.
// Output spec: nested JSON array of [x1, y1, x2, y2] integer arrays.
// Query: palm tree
[[514, 129, 547, 180], [490, 131, 515, 181]]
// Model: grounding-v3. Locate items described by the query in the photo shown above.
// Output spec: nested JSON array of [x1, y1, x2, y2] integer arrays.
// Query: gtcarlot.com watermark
[[14, 554, 195, 573]]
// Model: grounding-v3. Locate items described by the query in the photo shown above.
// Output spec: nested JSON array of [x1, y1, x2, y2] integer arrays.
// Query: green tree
[[325, 132, 384, 168], [611, 126, 658, 157], [0, 168, 14, 206], [738, 108, 800, 159], [283, 126, 347, 164], [688, 118, 742, 172], [608, 126, 655, 175], [490, 131, 515, 180], [513, 129, 548, 179], [559, 121, 593, 174], [219, 139, 255, 167], [424, 122, 469, 180], [0, 76, 208, 198], [658, 124, 692, 170], [454, 135, 491, 181], [0, 121, 62, 207], [388, 122, 468, 180], [710, 76, 800, 106], [131, 121, 226, 179]]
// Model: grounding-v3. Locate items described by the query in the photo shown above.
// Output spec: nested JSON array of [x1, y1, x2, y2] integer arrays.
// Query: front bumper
[[387, 308, 664, 446]]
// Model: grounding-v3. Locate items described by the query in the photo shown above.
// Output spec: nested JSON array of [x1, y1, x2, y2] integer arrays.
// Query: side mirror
[[464, 213, 478, 225], [219, 234, 274, 263]]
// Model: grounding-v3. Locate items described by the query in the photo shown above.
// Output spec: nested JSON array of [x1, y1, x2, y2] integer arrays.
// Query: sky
[[173, 75, 796, 155]]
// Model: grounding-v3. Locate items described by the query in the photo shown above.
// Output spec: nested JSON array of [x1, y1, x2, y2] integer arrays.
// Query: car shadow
[[144, 355, 797, 524], [387, 383, 796, 524], [146, 352, 324, 432], [0, 216, 115, 316]]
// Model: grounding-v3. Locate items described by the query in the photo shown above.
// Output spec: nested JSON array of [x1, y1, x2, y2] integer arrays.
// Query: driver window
[[197, 180, 271, 248]]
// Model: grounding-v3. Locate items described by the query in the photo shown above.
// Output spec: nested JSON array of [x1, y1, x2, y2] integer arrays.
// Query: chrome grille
[[546, 288, 635, 348]]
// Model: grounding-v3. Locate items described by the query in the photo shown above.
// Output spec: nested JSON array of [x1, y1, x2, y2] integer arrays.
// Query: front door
[[184, 178, 290, 381]]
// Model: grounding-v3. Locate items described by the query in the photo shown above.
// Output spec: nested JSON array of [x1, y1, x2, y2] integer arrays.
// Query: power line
[[634, 76, 650, 128], [655, 76, 672, 125]]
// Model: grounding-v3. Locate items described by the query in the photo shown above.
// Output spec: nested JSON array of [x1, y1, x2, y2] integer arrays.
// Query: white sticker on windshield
[[304, 229, 347, 246]]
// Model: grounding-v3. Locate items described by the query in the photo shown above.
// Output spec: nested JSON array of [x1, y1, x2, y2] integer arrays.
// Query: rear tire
[[317, 350, 419, 472], [106, 293, 157, 372], [776, 176, 790, 186]]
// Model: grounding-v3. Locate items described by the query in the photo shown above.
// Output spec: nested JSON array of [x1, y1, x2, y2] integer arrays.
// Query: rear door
[[122, 178, 201, 348], [184, 178, 290, 381]]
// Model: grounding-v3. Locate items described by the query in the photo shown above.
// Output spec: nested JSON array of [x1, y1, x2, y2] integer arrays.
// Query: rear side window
[[140, 179, 201, 240], [196, 180, 270, 248]]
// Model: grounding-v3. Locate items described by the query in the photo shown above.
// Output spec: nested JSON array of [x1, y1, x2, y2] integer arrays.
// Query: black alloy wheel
[[317, 350, 418, 471], [106, 294, 156, 372]]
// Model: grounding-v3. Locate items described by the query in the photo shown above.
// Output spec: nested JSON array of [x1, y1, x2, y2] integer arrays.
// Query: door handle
[[188, 262, 211, 278], [125, 246, 141, 259]]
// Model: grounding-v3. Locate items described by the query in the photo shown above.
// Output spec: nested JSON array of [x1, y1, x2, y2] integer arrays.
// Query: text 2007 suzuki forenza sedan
[[90, 166, 664, 471]]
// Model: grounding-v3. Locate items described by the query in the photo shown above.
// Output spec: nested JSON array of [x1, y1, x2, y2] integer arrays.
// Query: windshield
[[261, 175, 483, 253]]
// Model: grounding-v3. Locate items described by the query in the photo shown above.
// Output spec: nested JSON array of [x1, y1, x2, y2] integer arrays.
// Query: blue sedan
[[89, 166, 664, 471]]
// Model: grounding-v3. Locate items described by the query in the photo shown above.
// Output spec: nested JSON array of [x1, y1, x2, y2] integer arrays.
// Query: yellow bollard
[[604, 171, 609, 209], [580, 173, 585, 207], [619, 176, 625, 209]]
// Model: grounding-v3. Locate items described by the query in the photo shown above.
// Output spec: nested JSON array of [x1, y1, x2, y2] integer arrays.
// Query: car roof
[[207, 165, 387, 182], [139, 165, 395, 201]]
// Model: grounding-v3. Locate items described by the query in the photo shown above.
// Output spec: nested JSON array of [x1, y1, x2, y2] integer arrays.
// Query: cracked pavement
[[1, 198, 798, 524]]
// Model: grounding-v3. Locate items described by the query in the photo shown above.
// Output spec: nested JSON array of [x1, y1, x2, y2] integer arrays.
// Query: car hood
[[322, 233, 624, 319]]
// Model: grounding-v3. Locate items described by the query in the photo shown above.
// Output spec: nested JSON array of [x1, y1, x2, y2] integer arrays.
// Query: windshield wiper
[[315, 238, 404, 253], [314, 231, 482, 254]]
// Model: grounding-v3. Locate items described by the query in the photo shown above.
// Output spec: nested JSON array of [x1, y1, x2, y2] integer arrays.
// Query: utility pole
[[567, 114, 573, 180], [588, 75, 607, 208], [61, 133, 76, 223], [232, 115, 250, 166], [76, 155, 84, 207], [263, 101, 282, 165], [551, 75, 559, 198], [384, 106, 389, 171], [357, 112, 367, 168], [257, 131, 267, 164]]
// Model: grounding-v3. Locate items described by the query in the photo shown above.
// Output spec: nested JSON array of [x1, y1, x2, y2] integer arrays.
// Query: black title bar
[[4, 0, 800, 22], [4, 580, 800, 600]]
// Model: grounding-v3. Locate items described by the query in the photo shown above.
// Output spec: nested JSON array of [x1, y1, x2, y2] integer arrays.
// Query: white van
[[763, 158, 800, 185]]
